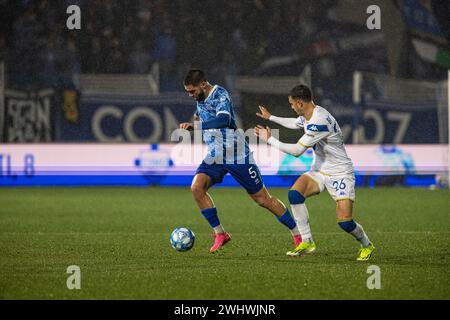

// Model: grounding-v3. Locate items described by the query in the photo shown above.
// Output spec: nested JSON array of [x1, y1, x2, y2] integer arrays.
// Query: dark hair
[[184, 69, 207, 86], [289, 85, 312, 102]]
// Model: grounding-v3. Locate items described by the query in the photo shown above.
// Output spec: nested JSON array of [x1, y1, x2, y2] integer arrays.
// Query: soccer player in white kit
[[254, 85, 375, 261]]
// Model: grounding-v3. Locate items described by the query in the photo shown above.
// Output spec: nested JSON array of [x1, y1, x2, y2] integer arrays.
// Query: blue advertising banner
[[58, 93, 196, 142], [331, 99, 440, 144], [0, 144, 445, 187]]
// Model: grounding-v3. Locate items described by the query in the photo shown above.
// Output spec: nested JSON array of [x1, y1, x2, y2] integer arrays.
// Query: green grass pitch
[[0, 186, 449, 299]]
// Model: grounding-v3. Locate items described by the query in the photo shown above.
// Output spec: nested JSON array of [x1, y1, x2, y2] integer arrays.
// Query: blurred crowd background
[[2, 0, 448, 90], [0, 0, 449, 144]]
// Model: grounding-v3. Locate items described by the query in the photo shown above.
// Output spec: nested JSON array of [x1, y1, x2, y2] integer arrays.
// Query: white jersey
[[295, 105, 354, 176]]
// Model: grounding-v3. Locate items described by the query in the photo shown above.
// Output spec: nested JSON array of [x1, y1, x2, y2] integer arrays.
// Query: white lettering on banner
[[6, 91, 52, 142], [386, 112, 412, 144], [124, 107, 162, 142], [356, 109, 385, 144], [92, 106, 124, 142], [92, 105, 177, 142], [353, 109, 413, 144]]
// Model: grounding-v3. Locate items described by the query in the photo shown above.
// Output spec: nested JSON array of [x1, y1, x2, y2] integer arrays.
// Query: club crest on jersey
[[307, 124, 328, 132]]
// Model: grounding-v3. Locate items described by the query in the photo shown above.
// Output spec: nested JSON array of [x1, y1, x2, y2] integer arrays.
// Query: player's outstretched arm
[[256, 105, 300, 130], [254, 125, 307, 157]]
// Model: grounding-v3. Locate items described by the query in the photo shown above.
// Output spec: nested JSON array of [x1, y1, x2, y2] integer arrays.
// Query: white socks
[[349, 222, 371, 247], [290, 203, 314, 243], [213, 225, 225, 234]]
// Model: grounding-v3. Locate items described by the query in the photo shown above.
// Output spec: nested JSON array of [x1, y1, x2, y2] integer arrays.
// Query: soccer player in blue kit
[[180, 69, 302, 253]]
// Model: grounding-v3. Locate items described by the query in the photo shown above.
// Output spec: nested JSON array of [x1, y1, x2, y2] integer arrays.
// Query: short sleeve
[[298, 122, 331, 147], [215, 91, 232, 116]]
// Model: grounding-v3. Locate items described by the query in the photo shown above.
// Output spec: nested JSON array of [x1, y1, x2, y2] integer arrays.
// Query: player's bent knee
[[191, 185, 206, 199], [288, 189, 305, 204]]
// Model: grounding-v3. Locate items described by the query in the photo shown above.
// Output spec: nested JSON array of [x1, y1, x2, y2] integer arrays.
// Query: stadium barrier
[[0, 143, 446, 187]]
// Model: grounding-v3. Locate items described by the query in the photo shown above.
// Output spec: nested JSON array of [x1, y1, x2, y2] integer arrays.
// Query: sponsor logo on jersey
[[307, 124, 329, 132]]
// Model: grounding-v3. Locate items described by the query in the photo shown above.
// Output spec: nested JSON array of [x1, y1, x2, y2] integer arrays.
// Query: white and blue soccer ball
[[170, 227, 195, 252]]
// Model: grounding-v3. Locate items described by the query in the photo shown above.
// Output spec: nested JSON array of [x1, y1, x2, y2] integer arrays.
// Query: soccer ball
[[170, 227, 195, 252]]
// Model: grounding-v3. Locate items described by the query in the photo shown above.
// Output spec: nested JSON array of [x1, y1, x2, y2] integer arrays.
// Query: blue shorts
[[195, 156, 264, 195]]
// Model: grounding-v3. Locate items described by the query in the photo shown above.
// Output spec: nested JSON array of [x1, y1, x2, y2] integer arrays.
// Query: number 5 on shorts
[[248, 166, 257, 179]]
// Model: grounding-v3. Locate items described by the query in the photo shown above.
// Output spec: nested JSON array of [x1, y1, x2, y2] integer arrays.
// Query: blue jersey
[[196, 85, 249, 163]]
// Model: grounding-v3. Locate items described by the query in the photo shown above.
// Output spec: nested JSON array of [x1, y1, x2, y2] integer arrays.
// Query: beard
[[196, 90, 206, 102]]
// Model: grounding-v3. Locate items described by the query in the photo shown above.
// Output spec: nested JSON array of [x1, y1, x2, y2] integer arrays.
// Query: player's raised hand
[[256, 105, 271, 120], [254, 125, 272, 142], [180, 122, 194, 131]]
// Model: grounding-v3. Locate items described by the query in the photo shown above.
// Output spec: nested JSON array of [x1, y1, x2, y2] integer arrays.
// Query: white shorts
[[304, 171, 356, 201]]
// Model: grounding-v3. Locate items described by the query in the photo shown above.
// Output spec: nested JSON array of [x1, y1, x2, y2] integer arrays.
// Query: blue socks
[[277, 208, 297, 230], [338, 219, 357, 233], [201, 208, 221, 228], [338, 219, 371, 247], [202, 207, 298, 235], [288, 190, 305, 204]]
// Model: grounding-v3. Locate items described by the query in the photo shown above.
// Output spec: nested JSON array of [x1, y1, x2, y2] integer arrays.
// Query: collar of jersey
[[305, 105, 320, 124], [204, 85, 217, 102]]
